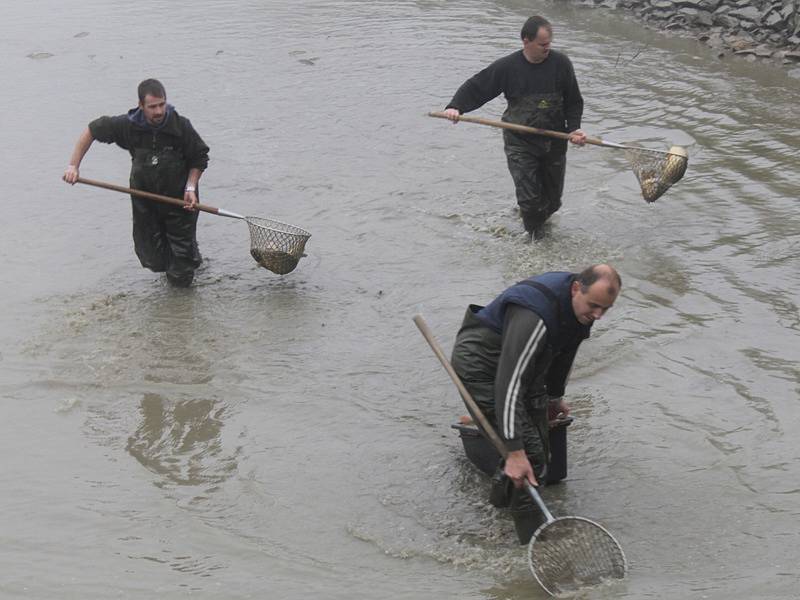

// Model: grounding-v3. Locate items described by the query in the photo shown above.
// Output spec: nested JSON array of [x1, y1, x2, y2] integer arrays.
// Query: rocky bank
[[571, 0, 800, 67]]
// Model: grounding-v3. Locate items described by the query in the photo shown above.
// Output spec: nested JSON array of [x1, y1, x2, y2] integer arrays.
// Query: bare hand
[[443, 108, 461, 123], [549, 397, 571, 420], [183, 190, 198, 211], [568, 129, 587, 146], [63, 165, 79, 185], [504, 449, 538, 488]]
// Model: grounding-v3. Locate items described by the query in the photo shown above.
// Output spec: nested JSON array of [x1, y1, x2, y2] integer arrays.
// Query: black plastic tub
[[451, 417, 573, 484]]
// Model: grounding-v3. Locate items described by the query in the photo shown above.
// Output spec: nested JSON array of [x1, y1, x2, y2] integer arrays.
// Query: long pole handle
[[75, 177, 243, 219], [412, 314, 508, 459], [412, 314, 555, 522], [427, 111, 618, 149]]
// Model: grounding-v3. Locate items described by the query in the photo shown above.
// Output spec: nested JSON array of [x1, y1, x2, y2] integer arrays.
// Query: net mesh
[[246, 217, 311, 275], [528, 517, 627, 596], [625, 146, 688, 203]]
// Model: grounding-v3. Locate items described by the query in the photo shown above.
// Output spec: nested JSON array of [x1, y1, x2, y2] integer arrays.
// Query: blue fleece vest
[[476, 272, 591, 351]]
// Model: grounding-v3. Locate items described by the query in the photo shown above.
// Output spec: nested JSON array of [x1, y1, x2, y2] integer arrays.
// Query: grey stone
[[779, 5, 796, 20], [729, 6, 761, 22], [678, 7, 715, 26], [762, 5, 789, 26], [676, 0, 721, 9], [692, 8, 715, 26], [754, 44, 775, 56], [713, 14, 741, 28], [785, 49, 800, 60], [764, 11, 786, 28], [704, 32, 726, 46], [729, 34, 757, 49], [651, 0, 675, 9], [650, 8, 675, 19]]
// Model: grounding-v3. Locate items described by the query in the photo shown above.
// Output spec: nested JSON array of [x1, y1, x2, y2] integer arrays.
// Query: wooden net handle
[[76, 177, 225, 216], [428, 111, 610, 147]]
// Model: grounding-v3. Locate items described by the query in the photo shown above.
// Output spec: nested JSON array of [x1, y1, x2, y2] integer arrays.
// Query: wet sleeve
[[494, 303, 548, 452], [545, 341, 582, 399], [561, 55, 583, 132], [181, 118, 210, 171], [88, 115, 130, 149], [445, 59, 506, 114]]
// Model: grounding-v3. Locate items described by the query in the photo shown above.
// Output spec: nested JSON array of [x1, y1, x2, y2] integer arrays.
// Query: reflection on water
[[127, 394, 237, 489]]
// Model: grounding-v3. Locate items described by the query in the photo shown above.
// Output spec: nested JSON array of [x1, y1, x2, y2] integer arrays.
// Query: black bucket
[[451, 417, 573, 484]]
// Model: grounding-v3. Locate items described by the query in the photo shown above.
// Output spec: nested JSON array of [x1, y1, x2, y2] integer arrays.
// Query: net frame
[[528, 516, 627, 597], [624, 146, 688, 203], [246, 216, 311, 275]]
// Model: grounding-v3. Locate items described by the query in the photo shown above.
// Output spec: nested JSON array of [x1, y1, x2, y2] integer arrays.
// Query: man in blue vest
[[451, 264, 621, 544]]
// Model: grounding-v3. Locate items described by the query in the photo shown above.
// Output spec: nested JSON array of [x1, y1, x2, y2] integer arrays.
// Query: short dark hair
[[137, 78, 166, 103], [521, 16, 552, 41], [576, 264, 622, 294]]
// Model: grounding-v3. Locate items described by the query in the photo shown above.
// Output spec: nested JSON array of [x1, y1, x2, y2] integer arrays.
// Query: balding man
[[451, 264, 621, 544]]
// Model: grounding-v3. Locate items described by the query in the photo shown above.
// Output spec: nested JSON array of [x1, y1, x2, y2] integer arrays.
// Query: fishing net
[[625, 145, 688, 203], [528, 516, 627, 596], [246, 217, 311, 275]]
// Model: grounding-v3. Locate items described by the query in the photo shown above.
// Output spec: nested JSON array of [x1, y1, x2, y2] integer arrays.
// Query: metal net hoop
[[246, 217, 311, 275], [624, 146, 688, 203], [528, 516, 627, 596]]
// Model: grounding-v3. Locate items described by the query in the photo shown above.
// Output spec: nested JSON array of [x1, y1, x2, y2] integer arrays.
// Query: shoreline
[[569, 0, 800, 72]]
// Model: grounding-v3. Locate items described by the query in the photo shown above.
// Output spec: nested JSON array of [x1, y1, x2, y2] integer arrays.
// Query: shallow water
[[1, 0, 799, 598]]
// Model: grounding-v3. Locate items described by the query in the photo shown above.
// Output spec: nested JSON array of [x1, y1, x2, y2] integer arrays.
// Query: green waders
[[130, 146, 202, 287], [451, 305, 551, 544], [502, 93, 569, 238]]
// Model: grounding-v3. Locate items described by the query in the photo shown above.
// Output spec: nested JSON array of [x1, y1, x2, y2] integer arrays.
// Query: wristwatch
[[185, 185, 196, 193]]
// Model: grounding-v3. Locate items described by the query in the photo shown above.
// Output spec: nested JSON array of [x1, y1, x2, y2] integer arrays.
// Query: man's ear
[[570, 280, 580, 297]]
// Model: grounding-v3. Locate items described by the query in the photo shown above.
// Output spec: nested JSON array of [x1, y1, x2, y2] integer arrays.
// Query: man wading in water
[[63, 79, 210, 287], [451, 264, 620, 544], [442, 15, 586, 241]]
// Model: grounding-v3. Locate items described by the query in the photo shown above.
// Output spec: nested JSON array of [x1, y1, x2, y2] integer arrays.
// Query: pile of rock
[[573, 0, 800, 66]]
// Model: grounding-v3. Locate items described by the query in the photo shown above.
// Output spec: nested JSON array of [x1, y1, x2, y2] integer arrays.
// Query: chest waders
[[129, 139, 201, 287], [450, 302, 557, 545], [502, 93, 568, 236]]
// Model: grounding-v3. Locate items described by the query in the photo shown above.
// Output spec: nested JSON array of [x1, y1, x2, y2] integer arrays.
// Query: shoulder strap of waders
[[517, 280, 562, 323]]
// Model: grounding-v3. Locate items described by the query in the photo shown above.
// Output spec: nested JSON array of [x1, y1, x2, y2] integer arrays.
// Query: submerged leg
[[131, 197, 169, 272], [161, 206, 202, 287]]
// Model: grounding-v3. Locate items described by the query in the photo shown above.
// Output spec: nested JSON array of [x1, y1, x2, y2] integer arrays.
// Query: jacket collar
[[126, 104, 181, 135]]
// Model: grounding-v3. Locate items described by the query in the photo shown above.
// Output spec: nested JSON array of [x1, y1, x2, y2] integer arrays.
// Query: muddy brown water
[[1, 1, 799, 598]]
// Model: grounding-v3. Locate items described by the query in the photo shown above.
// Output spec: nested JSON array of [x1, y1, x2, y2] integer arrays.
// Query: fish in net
[[624, 145, 688, 203], [528, 516, 627, 596], [427, 112, 689, 203], [246, 217, 311, 275], [71, 178, 313, 275]]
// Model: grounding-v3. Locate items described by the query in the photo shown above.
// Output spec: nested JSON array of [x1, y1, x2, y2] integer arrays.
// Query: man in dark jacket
[[443, 15, 586, 240], [451, 264, 621, 544], [63, 79, 210, 287]]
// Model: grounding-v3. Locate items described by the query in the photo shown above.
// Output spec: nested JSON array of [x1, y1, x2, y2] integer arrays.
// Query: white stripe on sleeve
[[502, 320, 546, 440]]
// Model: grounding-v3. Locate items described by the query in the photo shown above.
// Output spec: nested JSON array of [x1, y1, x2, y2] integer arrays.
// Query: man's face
[[523, 28, 552, 63], [140, 93, 167, 126], [571, 280, 618, 325]]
